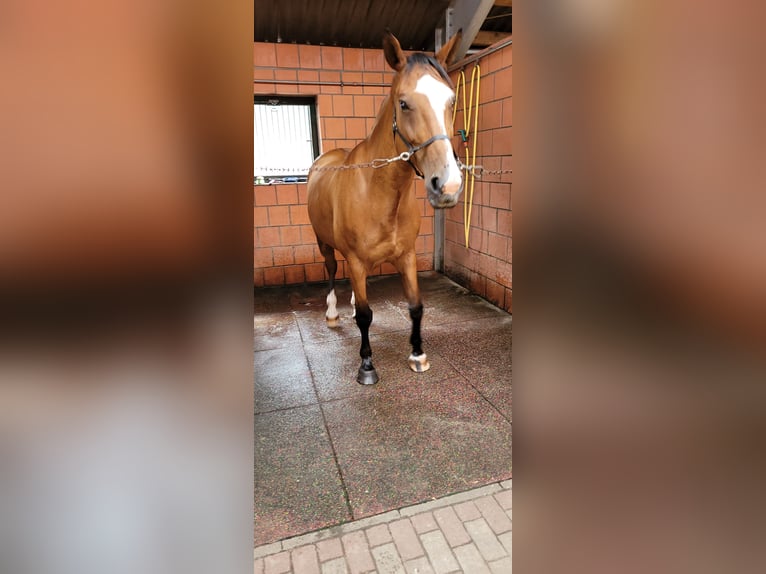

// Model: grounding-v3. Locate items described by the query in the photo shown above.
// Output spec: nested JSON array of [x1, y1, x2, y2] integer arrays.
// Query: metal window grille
[[254, 96, 320, 184]]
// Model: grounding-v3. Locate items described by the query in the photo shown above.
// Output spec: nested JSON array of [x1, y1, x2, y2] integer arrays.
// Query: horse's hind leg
[[348, 258, 378, 385], [318, 241, 339, 327], [395, 251, 430, 373]]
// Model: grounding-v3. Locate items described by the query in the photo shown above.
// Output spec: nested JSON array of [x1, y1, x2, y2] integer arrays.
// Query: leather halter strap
[[392, 112, 451, 179]]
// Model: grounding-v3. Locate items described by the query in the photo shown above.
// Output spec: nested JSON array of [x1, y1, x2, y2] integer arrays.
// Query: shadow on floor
[[254, 271, 512, 546]]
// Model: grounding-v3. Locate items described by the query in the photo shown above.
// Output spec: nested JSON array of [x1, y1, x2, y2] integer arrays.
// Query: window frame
[[254, 95, 320, 183]]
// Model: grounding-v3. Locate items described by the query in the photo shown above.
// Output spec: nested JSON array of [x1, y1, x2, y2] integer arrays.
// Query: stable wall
[[445, 42, 512, 312], [253, 42, 434, 287]]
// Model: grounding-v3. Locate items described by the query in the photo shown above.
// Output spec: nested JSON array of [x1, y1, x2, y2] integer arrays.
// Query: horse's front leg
[[348, 259, 378, 385], [396, 251, 430, 373]]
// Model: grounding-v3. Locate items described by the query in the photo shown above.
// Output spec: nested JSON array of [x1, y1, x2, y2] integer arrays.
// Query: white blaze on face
[[414, 74, 462, 193]]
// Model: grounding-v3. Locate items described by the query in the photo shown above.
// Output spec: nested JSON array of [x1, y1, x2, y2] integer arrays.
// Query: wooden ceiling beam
[[472, 30, 511, 47]]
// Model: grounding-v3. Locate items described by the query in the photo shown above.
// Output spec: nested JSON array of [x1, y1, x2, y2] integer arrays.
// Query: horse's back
[[307, 149, 350, 248]]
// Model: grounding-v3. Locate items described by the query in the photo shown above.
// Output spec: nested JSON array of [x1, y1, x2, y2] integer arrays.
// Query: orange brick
[[272, 246, 294, 266], [479, 74, 495, 104], [298, 69, 319, 83], [502, 98, 513, 127], [363, 72, 383, 85], [424, 234, 434, 253], [300, 225, 317, 244], [482, 100, 503, 130], [297, 185, 308, 204], [253, 268, 264, 287], [253, 83, 276, 95], [319, 70, 340, 87], [343, 71, 362, 84], [493, 127, 512, 156], [275, 43, 299, 68], [481, 206, 498, 232], [354, 96, 375, 118], [290, 205, 310, 225], [504, 288, 512, 312], [284, 265, 305, 284], [255, 186, 276, 206], [494, 68, 512, 99], [486, 279, 505, 308], [280, 226, 301, 245], [502, 44, 513, 68], [488, 184, 510, 210], [486, 51, 503, 74], [317, 94, 333, 116], [257, 227, 280, 247], [417, 256, 432, 271], [253, 68, 274, 81], [344, 48, 364, 70], [275, 69, 297, 82], [321, 46, 343, 69], [264, 267, 285, 286], [305, 262, 326, 283], [381, 262, 397, 275], [254, 43, 276, 67], [365, 118, 376, 133], [333, 95, 354, 116], [345, 117, 367, 139], [420, 216, 433, 235], [364, 50, 384, 71], [323, 117, 345, 139], [298, 45, 321, 69], [254, 206, 269, 227], [470, 273, 486, 297], [276, 185, 298, 205], [506, 237, 513, 262], [487, 233, 508, 260], [254, 247, 272, 268], [497, 261, 512, 286], [497, 209, 512, 236], [268, 205, 290, 226], [294, 244, 316, 265]]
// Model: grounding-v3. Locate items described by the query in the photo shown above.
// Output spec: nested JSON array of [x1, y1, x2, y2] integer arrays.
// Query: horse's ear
[[383, 30, 406, 72], [435, 29, 463, 66]]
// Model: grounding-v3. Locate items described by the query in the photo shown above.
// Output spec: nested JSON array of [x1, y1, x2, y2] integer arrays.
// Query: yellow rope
[[454, 66, 481, 247]]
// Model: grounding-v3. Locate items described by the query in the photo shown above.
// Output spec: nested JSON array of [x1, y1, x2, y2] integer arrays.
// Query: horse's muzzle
[[427, 180, 464, 209]]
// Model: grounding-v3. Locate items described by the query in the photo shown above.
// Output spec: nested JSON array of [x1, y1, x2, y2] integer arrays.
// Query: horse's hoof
[[408, 353, 430, 373], [357, 366, 379, 385], [326, 315, 340, 328]]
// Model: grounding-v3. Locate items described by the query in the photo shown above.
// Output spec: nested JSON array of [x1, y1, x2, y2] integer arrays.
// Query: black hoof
[[356, 365, 379, 385]]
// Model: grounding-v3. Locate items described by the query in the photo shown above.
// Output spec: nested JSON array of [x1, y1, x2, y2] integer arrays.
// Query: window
[[254, 96, 320, 184]]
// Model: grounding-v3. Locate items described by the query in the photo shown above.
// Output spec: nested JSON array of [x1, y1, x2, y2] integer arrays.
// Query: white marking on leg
[[326, 289, 338, 320], [408, 352, 431, 373], [350, 291, 356, 317]]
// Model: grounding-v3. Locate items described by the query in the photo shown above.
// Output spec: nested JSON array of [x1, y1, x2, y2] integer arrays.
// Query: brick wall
[[444, 42, 512, 312], [254, 42, 434, 287]]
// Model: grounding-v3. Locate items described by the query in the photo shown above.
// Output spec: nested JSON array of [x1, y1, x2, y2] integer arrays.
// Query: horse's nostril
[[430, 176, 440, 191]]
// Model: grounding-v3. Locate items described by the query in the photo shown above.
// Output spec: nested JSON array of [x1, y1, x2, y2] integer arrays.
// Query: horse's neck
[[360, 99, 413, 195]]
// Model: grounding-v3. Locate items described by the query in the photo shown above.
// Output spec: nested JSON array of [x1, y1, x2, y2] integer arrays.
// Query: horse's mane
[[406, 52, 454, 88]]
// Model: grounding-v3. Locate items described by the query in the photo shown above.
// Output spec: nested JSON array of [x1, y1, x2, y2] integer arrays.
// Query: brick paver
[[254, 480, 512, 573]]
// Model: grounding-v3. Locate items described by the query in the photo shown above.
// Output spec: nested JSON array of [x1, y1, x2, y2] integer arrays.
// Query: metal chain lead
[[255, 155, 511, 178]]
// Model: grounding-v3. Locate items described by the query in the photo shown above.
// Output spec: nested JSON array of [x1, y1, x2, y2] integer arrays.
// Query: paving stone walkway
[[254, 480, 512, 574]]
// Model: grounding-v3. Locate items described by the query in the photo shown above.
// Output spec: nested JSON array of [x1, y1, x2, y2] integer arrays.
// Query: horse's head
[[383, 30, 464, 209]]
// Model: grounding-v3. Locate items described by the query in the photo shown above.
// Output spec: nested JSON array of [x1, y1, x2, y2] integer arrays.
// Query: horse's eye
[[399, 100, 410, 111]]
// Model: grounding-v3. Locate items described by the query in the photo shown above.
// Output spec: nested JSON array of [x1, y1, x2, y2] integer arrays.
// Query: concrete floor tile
[[255, 406, 350, 546], [254, 346, 317, 413], [322, 378, 512, 518], [304, 333, 460, 402], [255, 312, 302, 351]]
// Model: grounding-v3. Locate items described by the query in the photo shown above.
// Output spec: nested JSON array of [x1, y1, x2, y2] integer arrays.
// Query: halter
[[392, 111, 451, 179]]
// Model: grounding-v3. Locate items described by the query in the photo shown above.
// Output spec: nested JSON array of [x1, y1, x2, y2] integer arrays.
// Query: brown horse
[[307, 30, 464, 385]]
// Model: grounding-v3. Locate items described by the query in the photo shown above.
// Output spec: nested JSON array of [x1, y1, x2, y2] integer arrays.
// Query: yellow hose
[[453, 66, 481, 247]]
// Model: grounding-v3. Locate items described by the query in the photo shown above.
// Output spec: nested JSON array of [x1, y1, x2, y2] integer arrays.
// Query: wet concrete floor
[[254, 271, 512, 546]]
